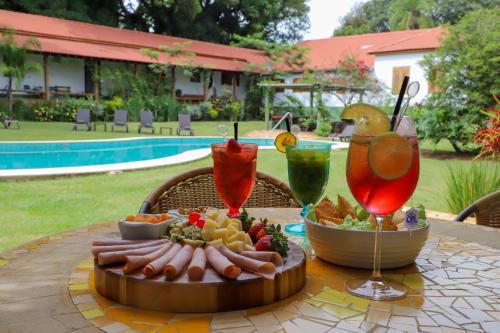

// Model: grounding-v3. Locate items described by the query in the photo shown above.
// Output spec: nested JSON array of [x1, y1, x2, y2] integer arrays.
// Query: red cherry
[[196, 218, 206, 229], [188, 212, 201, 224]]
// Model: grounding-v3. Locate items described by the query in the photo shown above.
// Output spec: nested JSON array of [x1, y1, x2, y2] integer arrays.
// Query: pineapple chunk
[[206, 209, 219, 220], [244, 233, 253, 246], [244, 244, 255, 251], [208, 239, 223, 248], [227, 231, 246, 243], [226, 224, 239, 238], [201, 218, 218, 241], [212, 228, 227, 240], [229, 218, 242, 230], [226, 240, 245, 253]]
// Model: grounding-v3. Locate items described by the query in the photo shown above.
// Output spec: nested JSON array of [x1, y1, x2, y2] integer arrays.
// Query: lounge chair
[[2, 115, 20, 129], [112, 109, 128, 133], [329, 124, 354, 142], [176, 113, 194, 136], [138, 111, 155, 134], [72, 108, 91, 131], [138, 167, 300, 213], [455, 190, 500, 229]]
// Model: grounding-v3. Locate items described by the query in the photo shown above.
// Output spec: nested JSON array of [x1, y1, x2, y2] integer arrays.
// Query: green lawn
[[0, 121, 473, 251]]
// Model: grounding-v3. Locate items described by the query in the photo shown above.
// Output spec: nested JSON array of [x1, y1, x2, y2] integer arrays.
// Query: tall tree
[[120, 0, 310, 44], [430, 0, 500, 25], [0, 0, 121, 27], [388, 0, 434, 30], [333, 0, 392, 36], [0, 29, 42, 115]]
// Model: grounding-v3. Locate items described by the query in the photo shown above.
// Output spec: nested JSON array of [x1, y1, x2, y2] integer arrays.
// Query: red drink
[[211, 142, 258, 217], [346, 135, 419, 215]]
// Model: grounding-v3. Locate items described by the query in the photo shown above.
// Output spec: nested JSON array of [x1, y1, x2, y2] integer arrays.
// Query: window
[[392, 66, 410, 94]]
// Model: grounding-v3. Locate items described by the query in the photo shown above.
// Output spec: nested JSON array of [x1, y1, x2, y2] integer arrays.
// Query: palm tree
[[0, 29, 42, 116], [389, 0, 435, 30]]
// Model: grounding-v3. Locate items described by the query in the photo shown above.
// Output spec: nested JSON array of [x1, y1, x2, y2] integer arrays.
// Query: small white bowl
[[119, 216, 178, 240], [305, 219, 429, 269]]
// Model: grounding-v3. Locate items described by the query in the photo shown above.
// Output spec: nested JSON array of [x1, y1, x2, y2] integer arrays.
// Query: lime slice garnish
[[368, 132, 413, 180], [341, 103, 390, 135], [274, 132, 297, 153]]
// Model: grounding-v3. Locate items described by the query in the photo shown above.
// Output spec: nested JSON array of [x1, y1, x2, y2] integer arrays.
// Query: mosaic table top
[[1, 208, 500, 333]]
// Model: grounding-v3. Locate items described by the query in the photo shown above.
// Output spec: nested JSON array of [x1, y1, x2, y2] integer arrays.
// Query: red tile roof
[[0, 9, 268, 72], [298, 27, 446, 71]]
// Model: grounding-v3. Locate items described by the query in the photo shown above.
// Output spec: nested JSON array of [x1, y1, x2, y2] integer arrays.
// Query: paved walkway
[[1, 210, 500, 333]]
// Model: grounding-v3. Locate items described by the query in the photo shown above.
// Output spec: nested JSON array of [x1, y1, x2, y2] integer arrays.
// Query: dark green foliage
[[418, 8, 500, 152]]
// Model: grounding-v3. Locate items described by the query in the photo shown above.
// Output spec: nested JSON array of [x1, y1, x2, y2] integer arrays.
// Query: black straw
[[233, 122, 238, 141], [285, 117, 291, 132], [391, 76, 409, 131]]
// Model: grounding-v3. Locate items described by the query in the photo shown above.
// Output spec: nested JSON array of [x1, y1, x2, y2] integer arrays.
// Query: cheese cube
[[213, 228, 227, 240], [227, 231, 246, 243], [201, 218, 218, 241], [229, 218, 242, 230], [208, 239, 223, 248], [226, 224, 239, 238], [206, 209, 220, 220], [226, 240, 245, 253], [217, 217, 230, 228]]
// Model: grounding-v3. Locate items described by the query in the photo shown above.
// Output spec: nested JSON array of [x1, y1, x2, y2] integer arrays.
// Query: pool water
[[0, 137, 334, 170]]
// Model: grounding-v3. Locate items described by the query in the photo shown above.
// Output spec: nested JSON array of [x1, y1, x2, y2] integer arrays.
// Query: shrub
[[33, 102, 58, 122], [102, 96, 124, 121], [211, 93, 241, 120], [444, 162, 500, 214], [123, 96, 144, 121], [473, 98, 499, 160], [314, 122, 332, 137]]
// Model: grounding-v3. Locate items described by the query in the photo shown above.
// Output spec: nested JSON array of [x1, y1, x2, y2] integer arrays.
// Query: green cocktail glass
[[285, 144, 331, 236]]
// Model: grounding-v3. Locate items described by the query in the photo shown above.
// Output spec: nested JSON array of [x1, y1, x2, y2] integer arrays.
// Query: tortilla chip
[[315, 197, 343, 222]]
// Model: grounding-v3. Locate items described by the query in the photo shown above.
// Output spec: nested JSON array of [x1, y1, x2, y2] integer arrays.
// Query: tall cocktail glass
[[211, 142, 258, 217], [345, 116, 420, 300], [285, 144, 331, 236]]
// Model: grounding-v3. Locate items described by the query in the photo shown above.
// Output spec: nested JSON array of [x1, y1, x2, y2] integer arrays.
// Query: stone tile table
[[1, 208, 500, 333]]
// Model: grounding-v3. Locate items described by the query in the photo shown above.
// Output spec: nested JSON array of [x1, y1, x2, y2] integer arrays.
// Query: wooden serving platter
[[94, 242, 306, 313]]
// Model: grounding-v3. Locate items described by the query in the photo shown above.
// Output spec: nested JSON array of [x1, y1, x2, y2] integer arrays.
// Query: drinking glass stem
[[227, 208, 240, 218], [300, 205, 310, 219], [371, 216, 384, 281]]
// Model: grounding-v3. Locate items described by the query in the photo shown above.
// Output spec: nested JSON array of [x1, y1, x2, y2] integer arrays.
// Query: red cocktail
[[211, 141, 258, 217], [347, 135, 420, 215]]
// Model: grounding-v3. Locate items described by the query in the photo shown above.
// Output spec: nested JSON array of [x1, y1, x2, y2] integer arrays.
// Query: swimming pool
[[0, 137, 343, 177]]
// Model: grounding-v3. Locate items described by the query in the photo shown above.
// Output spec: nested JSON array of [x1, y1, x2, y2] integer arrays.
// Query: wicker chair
[[139, 167, 300, 214], [454, 190, 500, 229]]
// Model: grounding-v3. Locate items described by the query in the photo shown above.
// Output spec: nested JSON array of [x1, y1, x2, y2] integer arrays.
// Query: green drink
[[285, 144, 331, 236]]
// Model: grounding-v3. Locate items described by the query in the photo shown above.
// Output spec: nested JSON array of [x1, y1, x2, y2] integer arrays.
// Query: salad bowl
[[305, 218, 429, 269]]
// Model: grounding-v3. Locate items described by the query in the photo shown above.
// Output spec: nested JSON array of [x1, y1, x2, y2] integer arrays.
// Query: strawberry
[[255, 228, 268, 240], [227, 138, 241, 152], [255, 235, 272, 251], [255, 224, 289, 257], [188, 212, 201, 224], [247, 218, 267, 241]]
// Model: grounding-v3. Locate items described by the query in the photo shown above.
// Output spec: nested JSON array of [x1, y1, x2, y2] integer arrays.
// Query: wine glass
[[345, 116, 420, 300], [211, 142, 258, 217], [285, 144, 331, 236]]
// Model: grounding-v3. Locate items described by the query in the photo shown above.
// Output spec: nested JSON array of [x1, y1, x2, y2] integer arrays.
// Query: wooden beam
[[134, 63, 139, 78], [231, 73, 237, 98], [43, 54, 50, 100], [93, 60, 100, 101]]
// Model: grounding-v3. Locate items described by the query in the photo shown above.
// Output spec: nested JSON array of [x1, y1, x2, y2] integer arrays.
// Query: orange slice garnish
[[368, 132, 413, 180], [274, 132, 297, 153]]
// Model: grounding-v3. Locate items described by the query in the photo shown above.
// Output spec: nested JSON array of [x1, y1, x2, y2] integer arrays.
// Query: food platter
[[94, 241, 305, 313]]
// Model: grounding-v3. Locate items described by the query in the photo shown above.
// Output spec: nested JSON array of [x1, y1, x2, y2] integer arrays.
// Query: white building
[[0, 9, 445, 115]]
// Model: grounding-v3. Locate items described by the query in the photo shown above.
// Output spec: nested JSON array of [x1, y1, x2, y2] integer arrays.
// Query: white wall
[[0, 53, 85, 94], [373, 51, 431, 104]]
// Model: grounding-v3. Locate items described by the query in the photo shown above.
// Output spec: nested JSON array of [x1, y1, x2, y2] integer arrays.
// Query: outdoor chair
[[329, 124, 354, 142], [72, 108, 91, 131], [454, 190, 500, 229], [138, 167, 300, 214], [112, 109, 129, 133], [176, 113, 194, 136], [2, 115, 20, 129], [138, 111, 155, 134]]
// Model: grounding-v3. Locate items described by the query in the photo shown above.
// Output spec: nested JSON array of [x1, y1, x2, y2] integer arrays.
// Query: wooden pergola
[[257, 82, 368, 129]]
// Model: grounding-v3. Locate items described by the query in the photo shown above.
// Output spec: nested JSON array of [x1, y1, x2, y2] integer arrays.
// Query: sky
[[303, 0, 366, 40]]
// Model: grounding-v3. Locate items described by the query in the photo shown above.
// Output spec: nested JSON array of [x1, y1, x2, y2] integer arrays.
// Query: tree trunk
[[7, 77, 13, 117], [411, 9, 419, 29]]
